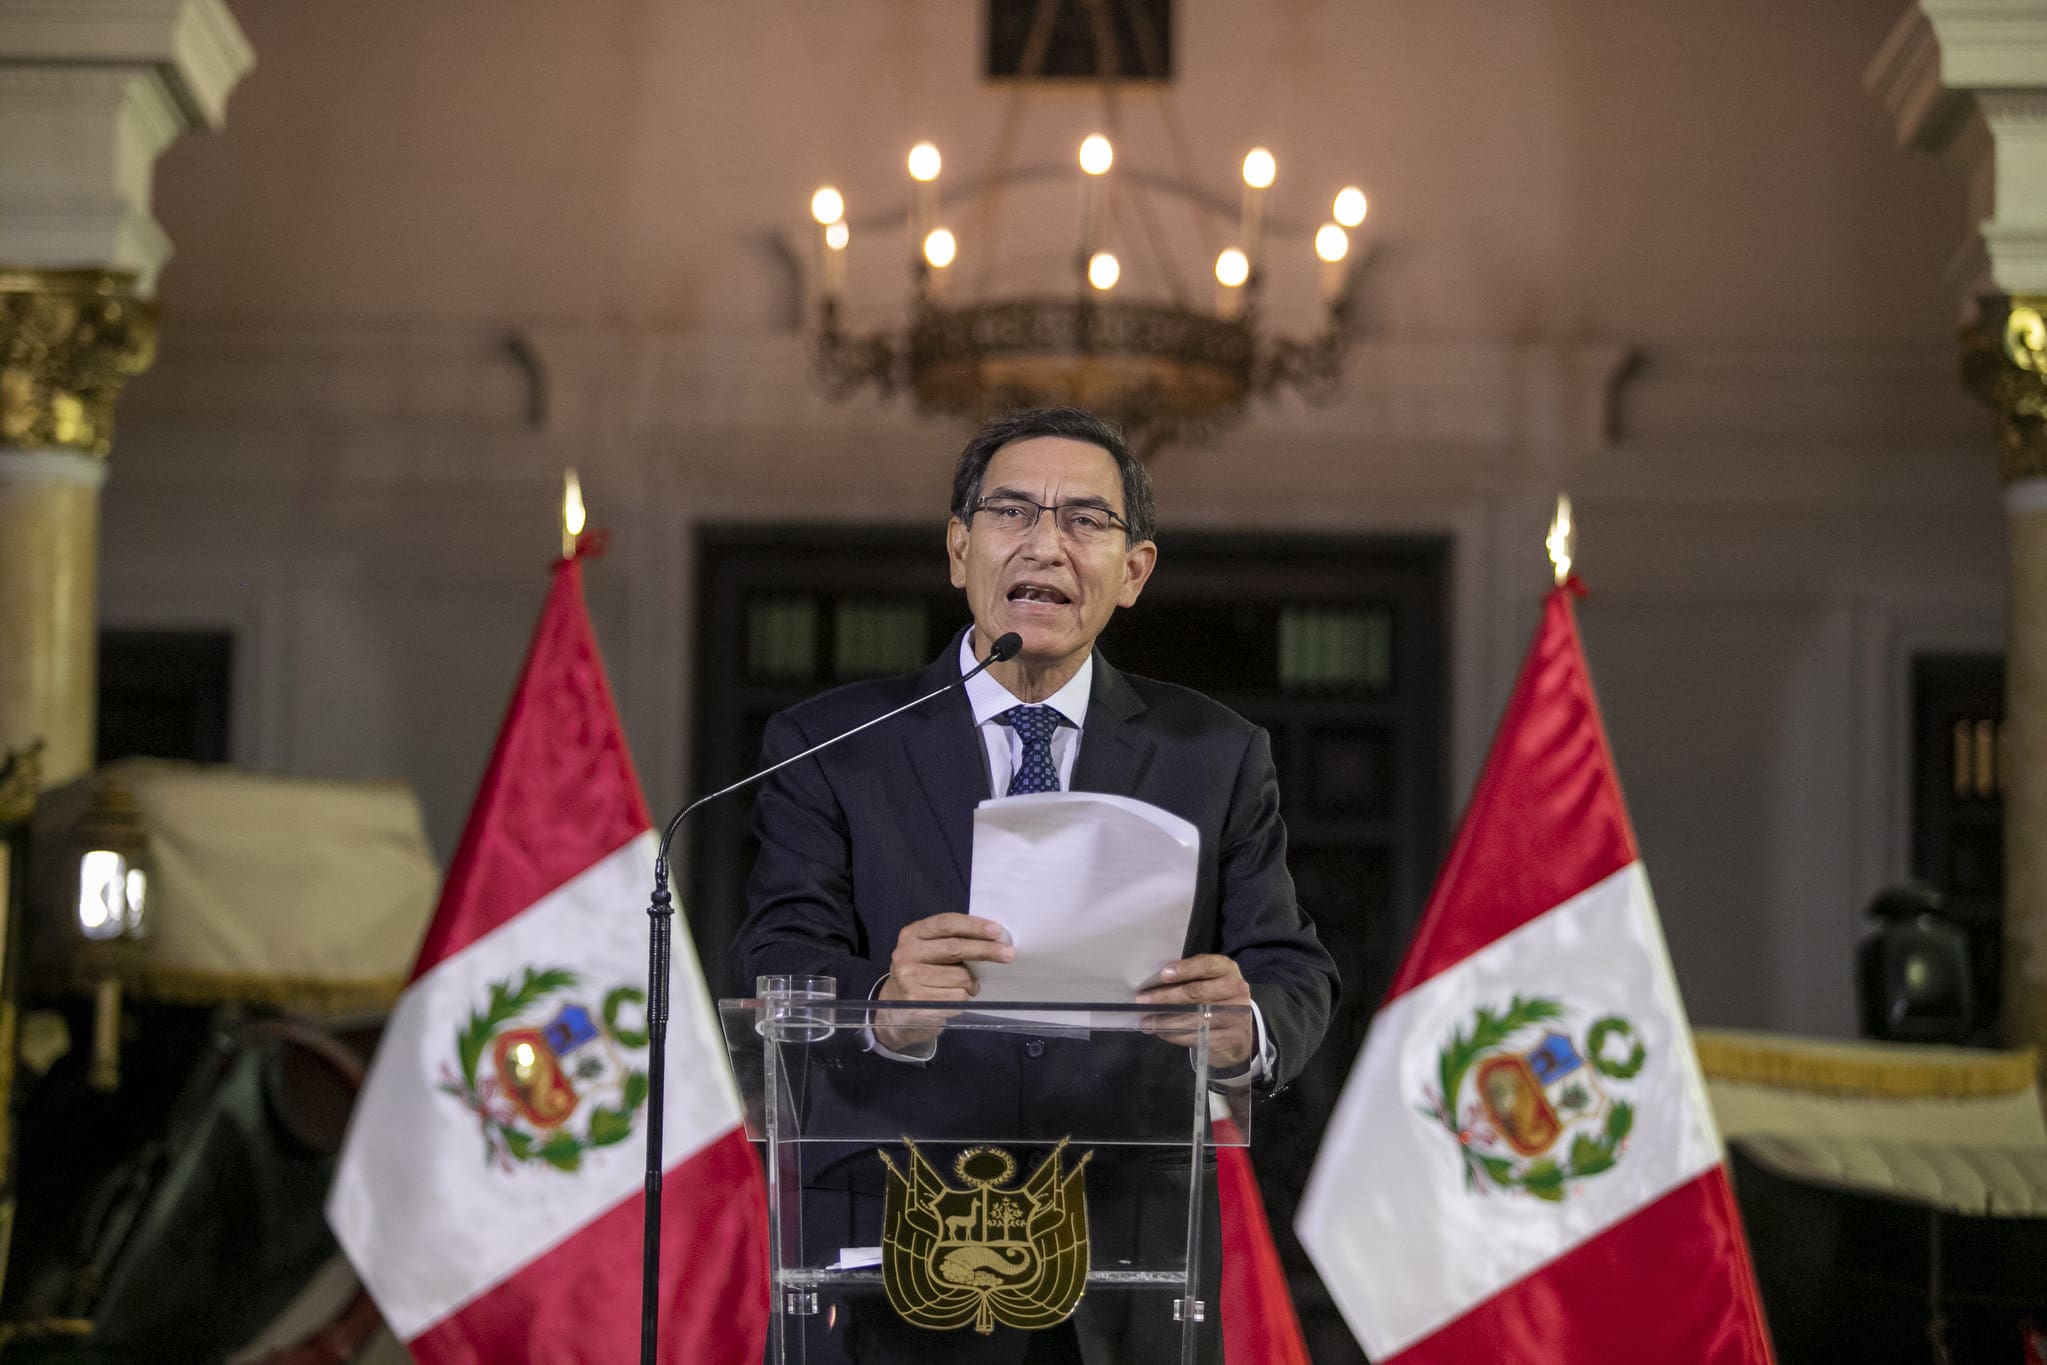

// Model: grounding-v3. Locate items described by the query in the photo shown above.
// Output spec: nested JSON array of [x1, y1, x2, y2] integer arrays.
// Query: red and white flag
[[328, 550, 768, 1363], [1218, 1106, 1311, 1365], [1295, 582, 1773, 1364]]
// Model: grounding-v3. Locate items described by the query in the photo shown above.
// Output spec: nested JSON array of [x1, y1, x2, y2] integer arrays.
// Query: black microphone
[[635, 628, 1019, 1365]]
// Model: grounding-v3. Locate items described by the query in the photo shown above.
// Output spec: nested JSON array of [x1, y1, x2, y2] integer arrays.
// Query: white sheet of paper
[[966, 791, 1198, 1007]]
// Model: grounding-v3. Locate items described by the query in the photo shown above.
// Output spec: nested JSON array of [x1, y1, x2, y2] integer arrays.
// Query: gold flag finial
[[562, 468, 585, 560], [1545, 493, 1573, 586]]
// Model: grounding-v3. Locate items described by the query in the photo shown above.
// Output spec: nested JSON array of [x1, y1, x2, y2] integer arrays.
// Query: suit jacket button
[[1025, 1039, 1045, 1058]]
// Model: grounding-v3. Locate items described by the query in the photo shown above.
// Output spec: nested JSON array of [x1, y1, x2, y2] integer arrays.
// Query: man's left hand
[[1136, 954, 1255, 1069]]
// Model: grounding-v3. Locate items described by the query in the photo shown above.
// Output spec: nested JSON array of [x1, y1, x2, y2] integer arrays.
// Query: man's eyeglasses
[[972, 496, 1131, 544]]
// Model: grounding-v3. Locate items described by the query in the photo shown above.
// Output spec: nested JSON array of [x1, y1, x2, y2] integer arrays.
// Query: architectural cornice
[[0, 0, 252, 128], [1866, 5, 1969, 152], [1867, 2, 2047, 149]]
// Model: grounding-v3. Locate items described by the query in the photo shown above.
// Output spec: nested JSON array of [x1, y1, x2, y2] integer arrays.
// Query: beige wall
[[104, 0, 2002, 1037]]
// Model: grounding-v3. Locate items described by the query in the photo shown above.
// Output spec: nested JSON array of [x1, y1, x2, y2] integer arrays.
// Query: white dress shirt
[[960, 631, 1092, 795]]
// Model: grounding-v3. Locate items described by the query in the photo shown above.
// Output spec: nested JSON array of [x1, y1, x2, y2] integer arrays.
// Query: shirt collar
[[959, 631, 1094, 730]]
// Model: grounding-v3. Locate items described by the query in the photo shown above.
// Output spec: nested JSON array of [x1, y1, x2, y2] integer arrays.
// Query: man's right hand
[[874, 914, 1013, 1053]]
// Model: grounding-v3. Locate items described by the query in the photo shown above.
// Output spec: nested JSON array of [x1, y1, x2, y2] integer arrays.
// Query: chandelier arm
[[1123, 164, 1190, 308], [1253, 313, 1352, 405], [967, 56, 1047, 297], [1089, 1, 1125, 127], [964, 1, 1061, 297], [1019, 0, 1061, 78], [1120, 0, 1171, 81], [815, 300, 904, 397]]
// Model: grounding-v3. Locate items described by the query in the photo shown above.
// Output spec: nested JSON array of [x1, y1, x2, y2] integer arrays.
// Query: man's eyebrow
[[983, 485, 1116, 510]]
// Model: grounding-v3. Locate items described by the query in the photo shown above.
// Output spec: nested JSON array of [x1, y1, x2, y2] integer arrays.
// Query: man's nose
[[1021, 511, 1068, 558]]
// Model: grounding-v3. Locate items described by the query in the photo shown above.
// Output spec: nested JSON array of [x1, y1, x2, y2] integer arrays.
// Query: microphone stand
[[636, 632, 1019, 1365]]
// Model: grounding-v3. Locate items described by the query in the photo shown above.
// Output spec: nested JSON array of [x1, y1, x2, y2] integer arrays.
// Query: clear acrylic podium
[[720, 988, 1254, 1365]]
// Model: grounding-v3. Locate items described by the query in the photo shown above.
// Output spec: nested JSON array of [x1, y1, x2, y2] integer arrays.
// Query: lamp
[[1854, 883, 1977, 1045], [810, 35, 1369, 456]]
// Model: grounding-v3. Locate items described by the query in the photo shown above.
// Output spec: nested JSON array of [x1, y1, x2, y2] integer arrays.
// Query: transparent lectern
[[721, 984, 1254, 1365]]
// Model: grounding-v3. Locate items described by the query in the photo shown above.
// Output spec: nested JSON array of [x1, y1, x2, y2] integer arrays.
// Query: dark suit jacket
[[734, 637, 1338, 1363], [737, 639, 1339, 1080]]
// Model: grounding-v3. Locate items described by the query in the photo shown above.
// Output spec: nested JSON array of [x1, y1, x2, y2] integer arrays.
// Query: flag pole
[[567, 459, 672, 1365], [1546, 492, 1574, 586], [557, 468, 675, 1362]]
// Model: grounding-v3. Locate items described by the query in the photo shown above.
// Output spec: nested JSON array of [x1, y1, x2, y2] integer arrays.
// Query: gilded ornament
[[0, 270, 158, 457], [1962, 294, 2047, 484], [878, 1139, 1091, 1335], [2006, 304, 2047, 373]]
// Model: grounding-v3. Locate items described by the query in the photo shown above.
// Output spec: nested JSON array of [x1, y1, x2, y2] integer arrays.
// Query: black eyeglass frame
[[969, 495, 1135, 539]]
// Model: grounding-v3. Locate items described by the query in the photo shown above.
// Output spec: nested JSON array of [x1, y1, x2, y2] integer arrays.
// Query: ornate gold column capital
[[1961, 294, 2047, 484], [0, 269, 157, 458]]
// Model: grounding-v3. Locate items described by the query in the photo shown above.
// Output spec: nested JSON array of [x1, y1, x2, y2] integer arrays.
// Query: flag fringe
[[1694, 1031, 2039, 1099]]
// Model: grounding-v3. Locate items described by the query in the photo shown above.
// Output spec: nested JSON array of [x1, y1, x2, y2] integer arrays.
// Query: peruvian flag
[[1295, 581, 1773, 1363], [1218, 1104, 1311, 1365], [327, 548, 768, 1363]]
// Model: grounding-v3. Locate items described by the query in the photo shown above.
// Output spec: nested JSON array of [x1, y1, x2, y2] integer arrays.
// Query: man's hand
[[1136, 954, 1256, 1070], [874, 914, 1013, 1052]]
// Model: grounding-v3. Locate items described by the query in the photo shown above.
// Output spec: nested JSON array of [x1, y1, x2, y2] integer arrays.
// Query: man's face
[[946, 435, 1157, 674]]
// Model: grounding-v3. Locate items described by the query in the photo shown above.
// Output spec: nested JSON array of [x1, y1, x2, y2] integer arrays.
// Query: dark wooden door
[[1909, 654, 2005, 1039]]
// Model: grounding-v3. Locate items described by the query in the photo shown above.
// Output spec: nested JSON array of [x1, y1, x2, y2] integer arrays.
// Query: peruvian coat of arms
[[439, 966, 651, 1172], [877, 1140, 1091, 1335], [1419, 994, 1646, 1202]]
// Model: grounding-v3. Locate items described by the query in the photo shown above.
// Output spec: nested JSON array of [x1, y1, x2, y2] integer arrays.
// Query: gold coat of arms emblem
[[877, 1139, 1091, 1334]]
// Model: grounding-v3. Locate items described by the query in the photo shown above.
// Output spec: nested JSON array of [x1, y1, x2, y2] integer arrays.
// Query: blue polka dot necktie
[[1003, 704, 1066, 795]]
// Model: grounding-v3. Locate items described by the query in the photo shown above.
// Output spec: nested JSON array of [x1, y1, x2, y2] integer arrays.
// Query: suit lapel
[[902, 643, 1154, 893], [1070, 653, 1155, 797], [902, 644, 988, 894]]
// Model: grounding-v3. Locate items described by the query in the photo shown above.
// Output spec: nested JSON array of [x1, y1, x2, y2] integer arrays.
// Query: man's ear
[[1117, 540, 1158, 607], [946, 518, 970, 589]]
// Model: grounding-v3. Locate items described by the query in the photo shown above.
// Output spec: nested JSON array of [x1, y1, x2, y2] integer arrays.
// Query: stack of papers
[[966, 791, 1199, 1007]]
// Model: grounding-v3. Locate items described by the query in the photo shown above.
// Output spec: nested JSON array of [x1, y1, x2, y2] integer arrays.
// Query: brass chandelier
[[806, 31, 1368, 457]]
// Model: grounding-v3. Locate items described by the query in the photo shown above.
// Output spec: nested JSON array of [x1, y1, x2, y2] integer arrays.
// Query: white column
[[1869, 0, 2047, 1059], [0, 0, 253, 789]]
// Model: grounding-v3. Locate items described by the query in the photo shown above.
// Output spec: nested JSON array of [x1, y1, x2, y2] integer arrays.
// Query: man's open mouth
[[1007, 584, 1071, 605]]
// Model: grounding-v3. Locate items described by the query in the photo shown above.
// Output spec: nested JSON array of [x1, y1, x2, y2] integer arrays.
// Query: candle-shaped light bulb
[[1333, 186, 1368, 228], [1077, 134, 1113, 256], [811, 186, 845, 226], [1214, 247, 1249, 318], [923, 227, 957, 269], [1316, 223, 1353, 303], [1087, 251, 1120, 291], [1239, 148, 1275, 274], [907, 142, 941, 243], [562, 468, 585, 559], [1315, 223, 1351, 301], [822, 219, 849, 298]]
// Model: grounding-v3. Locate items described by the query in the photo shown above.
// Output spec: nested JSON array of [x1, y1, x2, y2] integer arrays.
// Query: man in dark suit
[[737, 407, 1339, 1363]]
